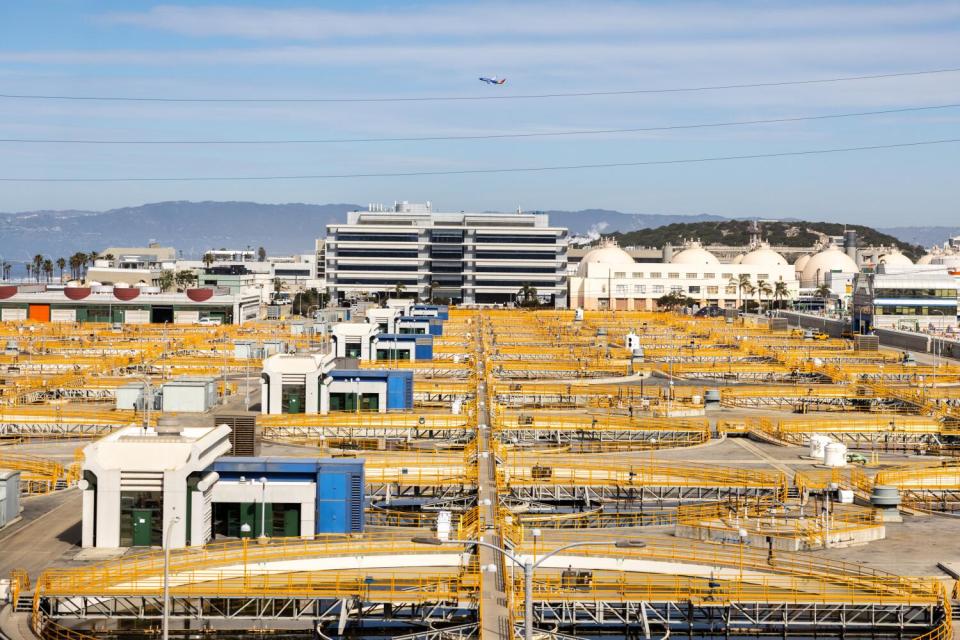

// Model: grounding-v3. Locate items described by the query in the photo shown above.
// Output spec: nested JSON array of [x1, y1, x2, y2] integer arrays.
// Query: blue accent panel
[[428, 320, 443, 336], [415, 343, 433, 360], [386, 370, 414, 409]]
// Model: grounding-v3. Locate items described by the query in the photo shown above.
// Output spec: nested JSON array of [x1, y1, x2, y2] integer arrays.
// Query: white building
[[852, 270, 959, 333], [324, 201, 568, 307], [80, 423, 232, 549], [568, 239, 798, 310]]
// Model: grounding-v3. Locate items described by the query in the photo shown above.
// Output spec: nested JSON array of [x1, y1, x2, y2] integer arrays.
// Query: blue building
[[210, 457, 365, 537]]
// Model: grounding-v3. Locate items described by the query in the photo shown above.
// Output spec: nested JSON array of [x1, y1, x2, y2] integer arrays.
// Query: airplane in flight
[[479, 76, 506, 85]]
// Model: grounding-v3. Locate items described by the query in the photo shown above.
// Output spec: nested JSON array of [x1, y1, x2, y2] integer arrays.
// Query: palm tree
[[517, 283, 538, 307], [731, 274, 753, 311], [88, 251, 100, 265], [56, 257, 66, 282], [257, 246, 267, 262], [756, 279, 772, 313], [392, 282, 406, 299], [773, 280, 789, 309], [202, 252, 215, 269], [32, 254, 44, 282], [103, 253, 115, 263], [1, 261, 11, 281], [25, 264, 32, 281], [42, 259, 53, 283], [158, 270, 175, 292], [815, 283, 832, 313], [272, 277, 286, 302]]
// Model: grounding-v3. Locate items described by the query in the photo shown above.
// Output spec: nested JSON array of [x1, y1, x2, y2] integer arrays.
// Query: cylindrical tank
[[625, 332, 640, 351], [824, 442, 847, 467], [870, 485, 900, 509], [808, 435, 830, 459]]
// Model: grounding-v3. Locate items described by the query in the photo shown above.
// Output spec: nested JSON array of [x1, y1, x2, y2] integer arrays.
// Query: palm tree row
[[729, 275, 792, 312], [4, 251, 116, 283]]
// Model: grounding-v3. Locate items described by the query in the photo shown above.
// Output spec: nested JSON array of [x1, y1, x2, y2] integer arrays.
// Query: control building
[[324, 201, 568, 308]]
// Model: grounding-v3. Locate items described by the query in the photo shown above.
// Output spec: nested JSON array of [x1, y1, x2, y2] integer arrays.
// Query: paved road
[[0, 488, 82, 580]]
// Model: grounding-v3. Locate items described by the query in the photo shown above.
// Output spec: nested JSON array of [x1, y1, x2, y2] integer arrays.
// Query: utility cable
[[0, 103, 956, 145], [0, 138, 955, 182]]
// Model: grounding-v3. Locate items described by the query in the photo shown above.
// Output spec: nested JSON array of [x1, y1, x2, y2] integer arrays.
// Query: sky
[[0, 1, 958, 224]]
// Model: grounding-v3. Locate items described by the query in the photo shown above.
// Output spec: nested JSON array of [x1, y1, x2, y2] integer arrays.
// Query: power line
[[1, 103, 957, 145], [2, 67, 959, 104], [1, 138, 956, 182]]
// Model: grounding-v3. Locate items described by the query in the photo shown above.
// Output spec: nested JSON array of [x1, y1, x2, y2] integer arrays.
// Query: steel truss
[[367, 483, 475, 500], [496, 429, 705, 446], [775, 431, 938, 449], [262, 426, 472, 442], [0, 422, 122, 439], [900, 488, 960, 512], [507, 485, 777, 506], [44, 595, 473, 623], [531, 600, 943, 636]]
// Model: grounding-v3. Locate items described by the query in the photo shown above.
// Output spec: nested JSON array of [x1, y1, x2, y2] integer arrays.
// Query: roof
[[670, 241, 719, 265], [576, 240, 635, 276], [329, 368, 412, 380], [0, 288, 257, 306], [0, 469, 21, 481]]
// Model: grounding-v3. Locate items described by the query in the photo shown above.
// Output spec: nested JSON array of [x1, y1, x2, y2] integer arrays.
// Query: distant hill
[[609, 220, 925, 260], [540, 210, 728, 237], [877, 226, 960, 248]]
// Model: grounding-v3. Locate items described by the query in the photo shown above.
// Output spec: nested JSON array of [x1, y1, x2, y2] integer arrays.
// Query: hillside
[[609, 220, 925, 260]]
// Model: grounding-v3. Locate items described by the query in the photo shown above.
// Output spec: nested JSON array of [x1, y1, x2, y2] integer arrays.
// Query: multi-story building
[[568, 239, 799, 310], [852, 270, 959, 333], [324, 202, 568, 308]]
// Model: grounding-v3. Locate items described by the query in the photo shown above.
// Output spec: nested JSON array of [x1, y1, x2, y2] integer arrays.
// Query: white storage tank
[[808, 435, 831, 460], [160, 376, 218, 413], [0, 470, 22, 529], [625, 332, 641, 351], [824, 442, 848, 468]]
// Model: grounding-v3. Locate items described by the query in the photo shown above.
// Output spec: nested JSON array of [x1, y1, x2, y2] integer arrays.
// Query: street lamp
[[162, 515, 182, 640], [412, 536, 645, 640], [258, 476, 269, 542]]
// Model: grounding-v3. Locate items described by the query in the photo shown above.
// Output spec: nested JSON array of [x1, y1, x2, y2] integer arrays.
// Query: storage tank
[[808, 435, 830, 460], [625, 332, 641, 351], [823, 442, 847, 467]]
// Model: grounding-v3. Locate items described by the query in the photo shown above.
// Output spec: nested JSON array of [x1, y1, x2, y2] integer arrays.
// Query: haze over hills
[[0, 200, 948, 265]]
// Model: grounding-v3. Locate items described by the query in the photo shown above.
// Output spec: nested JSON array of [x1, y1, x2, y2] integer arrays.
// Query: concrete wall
[[779, 311, 848, 338]]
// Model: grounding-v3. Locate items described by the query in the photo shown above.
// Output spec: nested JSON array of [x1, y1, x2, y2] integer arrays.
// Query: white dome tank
[[824, 442, 848, 468], [808, 435, 830, 460]]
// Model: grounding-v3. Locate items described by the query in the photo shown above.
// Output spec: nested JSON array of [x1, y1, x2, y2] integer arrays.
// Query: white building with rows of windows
[[568, 239, 799, 310]]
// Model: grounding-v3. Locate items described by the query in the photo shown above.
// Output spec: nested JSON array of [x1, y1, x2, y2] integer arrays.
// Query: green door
[[131, 509, 153, 547], [283, 505, 300, 537]]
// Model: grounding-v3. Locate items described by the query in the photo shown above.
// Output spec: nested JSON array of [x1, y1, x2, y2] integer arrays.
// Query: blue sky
[[0, 1, 958, 224]]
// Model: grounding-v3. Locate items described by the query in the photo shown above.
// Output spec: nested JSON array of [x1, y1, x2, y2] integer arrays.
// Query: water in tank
[[823, 442, 847, 467]]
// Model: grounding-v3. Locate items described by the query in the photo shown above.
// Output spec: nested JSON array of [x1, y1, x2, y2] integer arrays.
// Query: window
[[650, 272, 661, 278], [670, 285, 683, 293], [668, 272, 679, 279], [614, 272, 626, 278], [689, 286, 701, 294], [686, 273, 697, 279], [725, 285, 737, 295], [634, 284, 646, 294], [632, 272, 643, 278], [758, 273, 769, 280], [704, 273, 715, 279], [707, 286, 719, 294], [615, 284, 627, 295], [722, 273, 733, 280], [652, 285, 664, 294]]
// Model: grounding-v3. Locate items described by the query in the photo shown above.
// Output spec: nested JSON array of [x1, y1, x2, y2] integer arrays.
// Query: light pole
[[258, 476, 269, 542], [162, 515, 181, 640], [413, 536, 645, 640]]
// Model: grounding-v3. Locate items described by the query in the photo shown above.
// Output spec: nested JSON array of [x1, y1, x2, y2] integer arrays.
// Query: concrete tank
[[808, 435, 830, 460], [870, 485, 900, 509], [824, 442, 848, 468]]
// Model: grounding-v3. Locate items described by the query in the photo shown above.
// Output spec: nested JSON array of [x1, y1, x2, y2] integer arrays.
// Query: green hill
[[608, 220, 924, 260]]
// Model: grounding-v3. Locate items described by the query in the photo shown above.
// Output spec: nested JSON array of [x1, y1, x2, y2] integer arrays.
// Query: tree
[[257, 246, 267, 262], [517, 283, 539, 307], [202, 252, 215, 269], [815, 283, 832, 312], [657, 291, 696, 311], [174, 270, 197, 291], [1, 261, 11, 281], [158, 270, 175, 292], [392, 282, 406, 299], [56, 257, 66, 282], [756, 279, 772, 312], [42, 259, 53, 283], [87, 251, 100, 265], [773, 280, 789, 309], [730, 274, 753, 311], [32, 254, 44, 282], [103, 253, 115, 263]]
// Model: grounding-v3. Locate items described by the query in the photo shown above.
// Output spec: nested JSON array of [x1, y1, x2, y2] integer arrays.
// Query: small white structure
[[115, 381, 149, 411], [367, 307, 402, 333], [260, 352, 335, 415], [161, 377, 218, 413], [331, 322, 380, 360], [0, 470, 22, 530], [824, 442, 848, 468], [80, 422, 232, 549], [808, 435, 831, 460]]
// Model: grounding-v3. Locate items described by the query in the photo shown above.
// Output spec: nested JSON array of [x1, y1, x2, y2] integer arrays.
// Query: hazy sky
[[1, 1, 958, 224]]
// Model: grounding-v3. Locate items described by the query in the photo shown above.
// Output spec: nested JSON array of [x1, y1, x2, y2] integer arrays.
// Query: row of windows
[[474, 280, 558, 287], [874, 305, 958, 315], [874, 288, 957, 299], [611, 284, 735, 296], [610, 271, 768, 280], [475, 251, 558, 260], [337, 264, 419, 272], [336, 233, 419, 243], [335, 249, 419, 258], [474, 235, 559, 244]]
